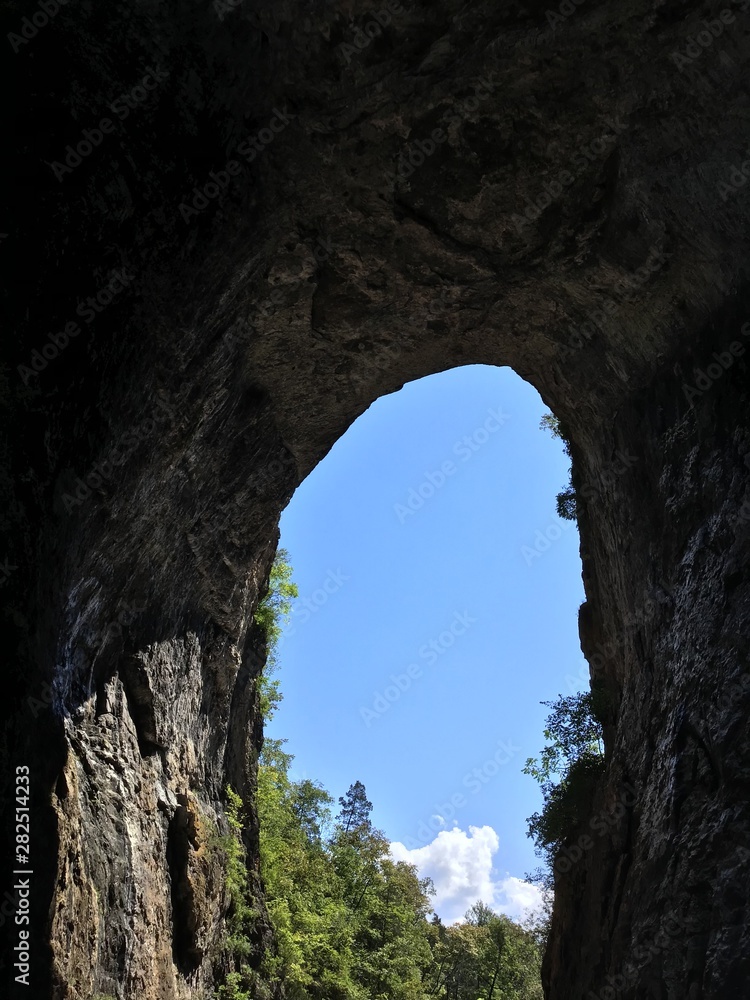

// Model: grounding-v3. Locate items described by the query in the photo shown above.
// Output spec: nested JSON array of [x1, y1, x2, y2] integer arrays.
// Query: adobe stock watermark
[[715, 667, 750, 716], [250, 236, 332, 327], [521, 516, 575, 566], [336, 0, 404, 64], [348, 286, 457, 390], [242, 446, 298, 494], [49, 67, 169, 181], [587, 909, 697, 1000], [347, 339, 403, 390], [553, 782, 638, 878], [522, 449, 639, 565], [558, 248, 669, 358], [8, 0, 69, 53], [736, 495, 750, 527], [179, 108, 293, 222], [666, 0, 750, 99], [61, 396, 175, 512], [405, 284, 458, 333], [213, 0, 246, 20], [17, 268, 137, 384], [394, 73, 499, 182], [717, 154, 750, 202], [224, 236, 333, 353], [401, 737, 522, 849], [681, 321, 750, 403], [511, 116, 628, 234], [345, 279, 457, 388], [394, 408, 510, 523], [360, 611, 477, 726], [564, 576, 677, 690], [545, 0, 589, 32], [12, 766, 32, 986], [577, 450, 639, 507], [670, 6, 745, 70], [279, 568, 350, 644]]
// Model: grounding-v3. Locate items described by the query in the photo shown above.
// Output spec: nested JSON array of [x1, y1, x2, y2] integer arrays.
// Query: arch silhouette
[[5, 2, 750, 997]]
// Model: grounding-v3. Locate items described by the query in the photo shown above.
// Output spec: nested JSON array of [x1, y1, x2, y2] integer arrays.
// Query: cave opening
[[264, 362, 588, 925]]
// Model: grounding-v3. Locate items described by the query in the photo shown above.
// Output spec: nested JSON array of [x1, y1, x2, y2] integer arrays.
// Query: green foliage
[[212, 786, 262, 999], [221, 785, 259, 956], [554, 479, 578, 521], [254, 549, 298, 722], [258, 745, 455, 999], [540, 412, 578, 521], [524, 692, 605, 882], [337, 780, 373, 834], [256, 746, 545, 999], [215, 972, 251, 1000], [527, 753, 605, 859], [523, 693, 603, 787], [539, 413, 568, 451], [427, 906, 543, 1000], [254, 548, 298, 661]]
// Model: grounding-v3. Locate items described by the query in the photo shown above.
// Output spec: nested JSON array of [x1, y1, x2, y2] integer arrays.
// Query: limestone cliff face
[[3, 0, 750, 996]]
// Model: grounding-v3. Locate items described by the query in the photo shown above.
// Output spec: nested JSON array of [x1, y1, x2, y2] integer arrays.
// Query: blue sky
[[269, 364, 587, 923]]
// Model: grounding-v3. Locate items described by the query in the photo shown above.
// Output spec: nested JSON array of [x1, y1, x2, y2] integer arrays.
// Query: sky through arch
[[270, 363, 587, 923]]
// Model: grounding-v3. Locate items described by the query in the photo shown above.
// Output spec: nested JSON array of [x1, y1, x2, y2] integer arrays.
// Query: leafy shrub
[[215, 971, 250, 1000], [526, 751, 605, 856], [524, 692, 605, 881]]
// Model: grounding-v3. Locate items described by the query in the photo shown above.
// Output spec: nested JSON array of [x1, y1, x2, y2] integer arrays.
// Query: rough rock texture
[[3, 0, 750, 997]]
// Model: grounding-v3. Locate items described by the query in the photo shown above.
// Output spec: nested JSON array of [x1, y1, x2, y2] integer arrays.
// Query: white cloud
[[390, 825, 545, 925], [492, 875, 546, 922]]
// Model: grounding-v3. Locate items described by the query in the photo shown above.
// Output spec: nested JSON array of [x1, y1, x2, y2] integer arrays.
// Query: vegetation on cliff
[[523, 692, 605, 888], [539, 412, 577, 521], [213, 762, 546, 999], [254, 548, 299, 720]]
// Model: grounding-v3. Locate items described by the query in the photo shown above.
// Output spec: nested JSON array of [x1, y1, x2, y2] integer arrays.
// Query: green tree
[[258, 739, 357, 999], [429, 905, 543, 1000], [330, 795, 388, 915], [256, 757, 545, 999], [466, 905, 507, 1000], [293, 778, 334, 844], [523, 692, 605, 883], [348, 854, 435, 1000], [337, 781, 373, 834]]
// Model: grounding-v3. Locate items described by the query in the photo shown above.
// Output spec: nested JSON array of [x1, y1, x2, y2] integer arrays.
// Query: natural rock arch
[[4, 0, 750, 997]]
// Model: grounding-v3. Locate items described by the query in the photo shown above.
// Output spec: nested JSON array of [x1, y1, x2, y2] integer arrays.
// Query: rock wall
[[3, 0, 750, 996]]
